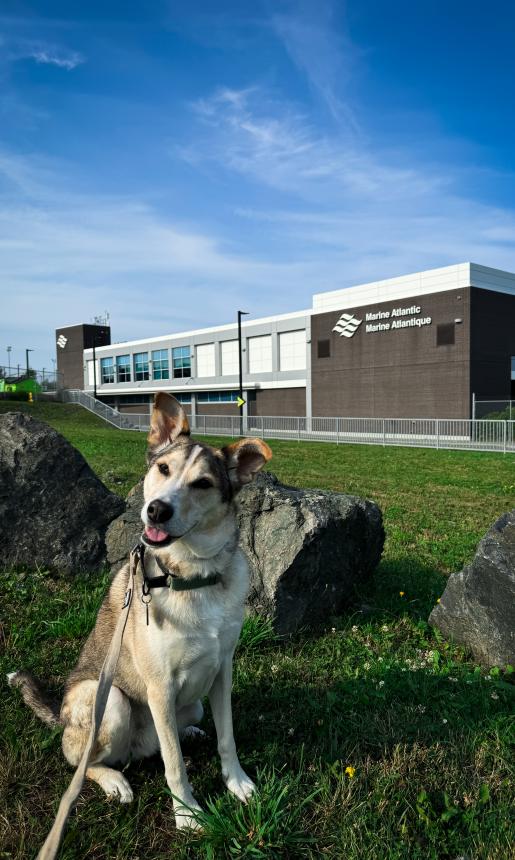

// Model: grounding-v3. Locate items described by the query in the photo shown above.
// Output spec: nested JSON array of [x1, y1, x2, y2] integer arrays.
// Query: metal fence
[[61, 390, 515, 453], [473, 398, 515, 421], [0, 365, 63, 393]]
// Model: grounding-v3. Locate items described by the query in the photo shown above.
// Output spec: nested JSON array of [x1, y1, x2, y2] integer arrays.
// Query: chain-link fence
[[473, 399, 515, 420]]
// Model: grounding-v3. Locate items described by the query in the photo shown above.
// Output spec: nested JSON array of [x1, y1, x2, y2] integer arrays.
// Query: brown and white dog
[[9, 392, 272, 830]]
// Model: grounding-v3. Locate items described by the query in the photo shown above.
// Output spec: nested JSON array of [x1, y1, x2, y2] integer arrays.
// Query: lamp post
[[237, 310, 249, 435], [92, 337, 98, 400], [25, 349, 34, 377]]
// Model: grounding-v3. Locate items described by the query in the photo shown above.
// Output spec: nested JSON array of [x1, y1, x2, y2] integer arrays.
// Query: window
[[511, 356, 515, 376], [196, 343, 215, 377], [100, 357, 115, 384], [134, 352, 149, 381], [279, 330, 306, 371], [119, 394, 150, 405], [248, 335, 272, 373], [152, 349, 169, 380], [437, 323, 455, 346], [172, 346, 191, 379], [197, 391, 238, 403], [221, 340, 239, 375], [174, 393, 191, 404], [317, 339, 330, 358], [116, 354, 131, 382]]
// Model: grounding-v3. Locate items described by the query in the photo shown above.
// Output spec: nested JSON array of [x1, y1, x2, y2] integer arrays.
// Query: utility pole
[[25, 349, 33, 377], [237, 310, 249, 436], [6, 346, 12, 376], [92, 337, 98, 400]]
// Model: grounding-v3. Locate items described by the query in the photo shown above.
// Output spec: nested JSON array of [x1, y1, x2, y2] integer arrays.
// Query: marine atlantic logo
[[56, 334, 68, 348], [332, 313, 362, 338]]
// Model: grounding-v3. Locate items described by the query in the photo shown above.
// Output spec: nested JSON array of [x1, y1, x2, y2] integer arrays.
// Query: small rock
[[429, 510, 515, 667]]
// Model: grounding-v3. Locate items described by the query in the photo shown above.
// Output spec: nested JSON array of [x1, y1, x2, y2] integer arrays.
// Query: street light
[[25, 349, 34, 377], [6, 346, 12, 376], [237, 310, 249, 435]]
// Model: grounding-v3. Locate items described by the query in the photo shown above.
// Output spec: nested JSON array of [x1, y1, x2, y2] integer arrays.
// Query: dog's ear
[[148, 392, 190, 451], [222, 438, 272, 491]]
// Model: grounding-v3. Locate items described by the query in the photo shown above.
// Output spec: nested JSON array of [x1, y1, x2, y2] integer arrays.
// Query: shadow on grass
[[353, 557, 448, 623]]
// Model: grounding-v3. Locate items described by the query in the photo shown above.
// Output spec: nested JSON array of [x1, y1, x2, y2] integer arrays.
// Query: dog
[[9, 391, 272, 830]]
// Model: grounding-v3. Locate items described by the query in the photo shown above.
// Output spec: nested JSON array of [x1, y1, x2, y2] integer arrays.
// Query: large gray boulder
[[429, 510, 515, 667], [106, 472, 384, 635], [0, 412, 124, 574]]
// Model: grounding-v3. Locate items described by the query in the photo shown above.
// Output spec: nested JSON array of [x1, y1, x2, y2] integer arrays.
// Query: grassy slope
[[0, 400, 514, 859]]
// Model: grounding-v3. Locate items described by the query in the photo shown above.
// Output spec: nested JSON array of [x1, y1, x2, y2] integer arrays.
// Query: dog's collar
[[136, 541, 222, 592]]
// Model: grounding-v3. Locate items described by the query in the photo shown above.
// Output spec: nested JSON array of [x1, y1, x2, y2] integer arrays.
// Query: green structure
[[0, 375, 41, 394]]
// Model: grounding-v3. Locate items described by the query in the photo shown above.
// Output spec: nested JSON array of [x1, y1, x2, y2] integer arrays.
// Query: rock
[[0, 412, 124, 574], [106, 472, 385, 635], [429, 510, 515, 667]]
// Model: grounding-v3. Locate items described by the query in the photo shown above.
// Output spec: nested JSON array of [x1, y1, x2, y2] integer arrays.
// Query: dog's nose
[[147, 499, 173, 524]]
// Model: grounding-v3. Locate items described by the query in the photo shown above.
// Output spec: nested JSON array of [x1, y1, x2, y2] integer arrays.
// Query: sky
[[2, 0, 515, 371]]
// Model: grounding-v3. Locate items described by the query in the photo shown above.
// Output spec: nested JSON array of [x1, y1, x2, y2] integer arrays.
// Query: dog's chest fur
[[116, 546, 250, 708]]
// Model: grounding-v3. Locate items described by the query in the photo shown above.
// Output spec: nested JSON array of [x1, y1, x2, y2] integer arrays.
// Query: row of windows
[[96, 332, 307, 384], [105, 392, 237, 405]]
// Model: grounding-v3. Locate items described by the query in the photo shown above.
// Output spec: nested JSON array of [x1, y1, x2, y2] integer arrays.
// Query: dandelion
[[436, 598, 441, 603], [381, 625, 389, 632], [399, 591, 405, 597], [345, 766, 356, 778], [491, 692, 499, 700]]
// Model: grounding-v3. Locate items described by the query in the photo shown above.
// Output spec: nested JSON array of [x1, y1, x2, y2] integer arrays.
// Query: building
[[56, 263, 515, 420]]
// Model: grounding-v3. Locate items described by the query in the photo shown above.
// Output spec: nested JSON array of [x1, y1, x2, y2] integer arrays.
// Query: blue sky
[[2, 0, 515, 370]]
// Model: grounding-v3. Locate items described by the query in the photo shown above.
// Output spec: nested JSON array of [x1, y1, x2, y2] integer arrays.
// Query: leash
[[37, 539, 223, 859], [37, 544, 141, 860]]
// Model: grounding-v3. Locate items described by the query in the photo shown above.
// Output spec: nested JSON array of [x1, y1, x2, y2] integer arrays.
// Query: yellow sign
[[237, 396, 246, 408]]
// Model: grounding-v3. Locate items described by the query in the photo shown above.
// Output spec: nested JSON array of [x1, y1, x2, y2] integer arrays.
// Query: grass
[[0, 399, 514, 858]]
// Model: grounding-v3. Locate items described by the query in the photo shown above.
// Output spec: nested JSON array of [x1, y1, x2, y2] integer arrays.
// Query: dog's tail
[[7, 670, 61, 727]]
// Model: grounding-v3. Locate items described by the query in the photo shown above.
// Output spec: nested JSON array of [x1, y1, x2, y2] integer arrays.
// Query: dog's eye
[[190, 478, 213, 490], [158, 462, 170, 476]]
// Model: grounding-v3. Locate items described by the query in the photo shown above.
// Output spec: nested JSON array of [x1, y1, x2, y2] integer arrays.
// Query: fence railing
[[473, 399, 515, 421], [61, 390, 515, 453], [0, 365, 63, 393]]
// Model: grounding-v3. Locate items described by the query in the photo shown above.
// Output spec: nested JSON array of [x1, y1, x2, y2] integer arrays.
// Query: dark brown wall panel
[[470, 288, 515, 399], [252, 388, 306, 417], [311, 289, 470, 418]]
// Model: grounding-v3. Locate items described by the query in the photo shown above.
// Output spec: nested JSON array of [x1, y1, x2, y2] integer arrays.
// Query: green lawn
[[0, 400, 514, 859]]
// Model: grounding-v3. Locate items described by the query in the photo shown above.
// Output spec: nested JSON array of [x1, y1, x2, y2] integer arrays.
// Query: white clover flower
[[491, 692, 499, 700], [378, 680, 385, 688], [442, 718, 448, 724], [351, 625, 358, 633]]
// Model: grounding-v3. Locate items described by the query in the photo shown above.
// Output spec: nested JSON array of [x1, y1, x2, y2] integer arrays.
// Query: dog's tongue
[[145, 526, 169, 543]]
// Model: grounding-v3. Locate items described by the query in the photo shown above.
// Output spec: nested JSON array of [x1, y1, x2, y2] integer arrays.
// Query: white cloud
[[270, 0, 359, 130], [28, 48, 84, 70]]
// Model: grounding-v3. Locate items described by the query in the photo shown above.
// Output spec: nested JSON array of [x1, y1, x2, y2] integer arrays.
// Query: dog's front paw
[[174, 801, 203, 832], [224, 767, 256, 803]]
